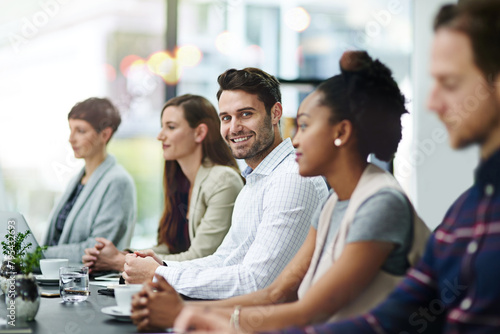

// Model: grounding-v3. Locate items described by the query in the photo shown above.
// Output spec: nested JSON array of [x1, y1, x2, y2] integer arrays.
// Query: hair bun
[[340, 51, 395, 92], [339, 51, 403, 112], [335, 50, 407, 161], [340, 51, 371, 72]]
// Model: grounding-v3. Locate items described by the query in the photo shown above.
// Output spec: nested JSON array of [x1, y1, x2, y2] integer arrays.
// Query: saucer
[[101, 306, 132, 322], [35, 275, 59, 285]]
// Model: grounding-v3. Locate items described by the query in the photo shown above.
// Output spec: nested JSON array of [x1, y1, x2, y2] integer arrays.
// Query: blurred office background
[[0, 0, 475, 248]]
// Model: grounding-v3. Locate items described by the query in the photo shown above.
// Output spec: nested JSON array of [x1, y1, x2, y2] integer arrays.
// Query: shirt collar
[[241, 138, 294, 179], [475, 148, 500, 190]]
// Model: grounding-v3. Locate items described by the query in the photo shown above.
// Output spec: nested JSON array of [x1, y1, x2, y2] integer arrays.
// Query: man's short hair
[[434, 0, 500, 84], [216, 68, 281, 115]]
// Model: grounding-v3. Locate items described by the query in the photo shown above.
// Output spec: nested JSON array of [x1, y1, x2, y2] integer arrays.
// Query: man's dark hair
[[216, 67, 281, 115], [434, 0, 500, 84]]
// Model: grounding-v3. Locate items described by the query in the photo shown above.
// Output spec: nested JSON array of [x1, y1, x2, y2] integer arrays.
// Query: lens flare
[[129, 59, 147, 72], [160, 61, 183, 85], [120, 55, 143, 77], [103, 63, 116, 82], [147, 51, 172, 75], [176, 45, 203, 67], [284, 7, 311, 32], [144, 51, 183, 84]]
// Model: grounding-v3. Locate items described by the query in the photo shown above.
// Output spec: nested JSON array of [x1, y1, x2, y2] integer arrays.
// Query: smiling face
[[428, 29, 500, 157], [292, 91, 337, 177], [68, 119, 106, 159], [219, 90, 278, 168], [157, 105, 199, 161]]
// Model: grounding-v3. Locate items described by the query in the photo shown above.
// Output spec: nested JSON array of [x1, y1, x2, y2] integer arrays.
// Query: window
[[0, 0, 413, 246]]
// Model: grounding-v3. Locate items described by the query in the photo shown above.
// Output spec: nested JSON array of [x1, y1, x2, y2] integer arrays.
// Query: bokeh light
[[146, 51, 172, 75], [120, 54, 143, 77], [159, 60, 182, 85], [103, 63, 116, 82], [284, 7, 311, 32], [145, 51, 182, 84], [215, 31, 242, 55], [129, 58, 147, 72], [176, 45, 203, 67]]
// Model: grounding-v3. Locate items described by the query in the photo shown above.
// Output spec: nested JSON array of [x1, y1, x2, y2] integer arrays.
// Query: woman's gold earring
[[334, 138, 342, 147]]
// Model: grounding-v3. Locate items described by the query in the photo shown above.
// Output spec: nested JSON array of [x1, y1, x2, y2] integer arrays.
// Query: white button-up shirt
[[156, 138, 328, 299]]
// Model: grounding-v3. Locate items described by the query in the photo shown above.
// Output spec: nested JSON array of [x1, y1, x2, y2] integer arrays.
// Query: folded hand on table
[[131, 274, 184, 331], [82, 237, 126, 272], [123, 253, 161, 284]]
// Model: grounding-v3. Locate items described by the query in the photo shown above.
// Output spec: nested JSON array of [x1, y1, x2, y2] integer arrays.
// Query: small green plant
[[1, 230, 46, 275]]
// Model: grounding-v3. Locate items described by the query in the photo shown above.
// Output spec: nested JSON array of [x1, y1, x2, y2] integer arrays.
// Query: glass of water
[[59, 266, 90, 302]]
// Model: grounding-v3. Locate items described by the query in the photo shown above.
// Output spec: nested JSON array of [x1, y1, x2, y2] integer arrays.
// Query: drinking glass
[[59, 266, 90, 302]]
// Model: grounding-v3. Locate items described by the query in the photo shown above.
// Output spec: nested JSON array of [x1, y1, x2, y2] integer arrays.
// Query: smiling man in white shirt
[[123, 68, 327, 307]]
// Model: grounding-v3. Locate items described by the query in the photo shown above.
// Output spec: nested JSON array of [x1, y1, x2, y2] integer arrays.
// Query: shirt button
[[485, 184, 494, 196], [460, 297, 472, 310], [467, 241, 478, 254]]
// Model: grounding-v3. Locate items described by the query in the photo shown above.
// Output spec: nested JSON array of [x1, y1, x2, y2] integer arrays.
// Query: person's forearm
[[188, 302, 310, 333], [192, 287, 274, 308], [178, 304, 308, 334], [239, 302, 309, 333]]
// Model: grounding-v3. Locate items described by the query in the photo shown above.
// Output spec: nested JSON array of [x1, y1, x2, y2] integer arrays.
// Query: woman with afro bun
[[131, 51, 431, 333]]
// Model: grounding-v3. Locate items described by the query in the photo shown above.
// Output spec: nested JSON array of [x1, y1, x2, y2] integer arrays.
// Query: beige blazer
[[298, 164, 430, 322], [148, 162, 243, 261]]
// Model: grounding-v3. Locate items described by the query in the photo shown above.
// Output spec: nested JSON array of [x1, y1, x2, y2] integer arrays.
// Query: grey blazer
[[43, 155, 136, 263], [149, 162, 243, 261]]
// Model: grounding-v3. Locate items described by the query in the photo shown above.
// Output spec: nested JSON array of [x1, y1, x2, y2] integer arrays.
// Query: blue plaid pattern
[[264, 149, 500, 334]]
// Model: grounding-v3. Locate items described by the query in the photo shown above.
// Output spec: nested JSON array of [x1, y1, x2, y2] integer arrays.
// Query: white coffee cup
[[114, 284, 143, 314], [39, 259, 69, 279]]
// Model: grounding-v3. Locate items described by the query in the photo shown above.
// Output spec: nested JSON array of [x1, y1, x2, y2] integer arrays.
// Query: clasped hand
[[123, 250, 163, 284], [82, 237, 126, 272], [131, 274, 184, 331]]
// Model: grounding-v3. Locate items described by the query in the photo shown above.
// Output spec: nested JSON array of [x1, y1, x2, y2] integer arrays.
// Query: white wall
[[0, 0, 165, 241], [412, 0, 478, 229]]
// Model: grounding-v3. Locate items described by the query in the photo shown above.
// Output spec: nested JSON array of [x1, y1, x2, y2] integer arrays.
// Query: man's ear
[[271, 102, 283, 125], [194, 123, 208, 143]]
